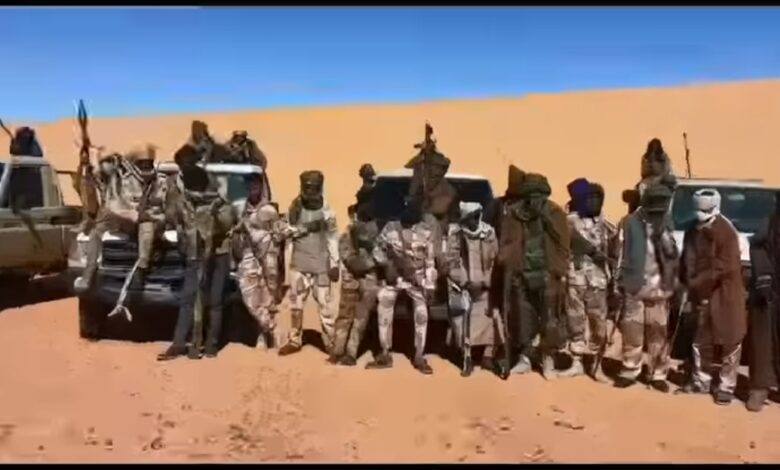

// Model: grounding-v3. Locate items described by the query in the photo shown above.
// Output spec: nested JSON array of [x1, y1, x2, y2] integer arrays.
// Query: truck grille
[[100, 239, 186, 283]]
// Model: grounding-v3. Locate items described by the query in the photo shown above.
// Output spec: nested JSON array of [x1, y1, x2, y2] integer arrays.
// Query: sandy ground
[[1, 277, 780, 464]]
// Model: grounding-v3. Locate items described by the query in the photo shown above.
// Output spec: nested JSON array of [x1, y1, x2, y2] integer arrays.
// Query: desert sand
[[23, 78, 780, 228], [2, 80, 780, 463]]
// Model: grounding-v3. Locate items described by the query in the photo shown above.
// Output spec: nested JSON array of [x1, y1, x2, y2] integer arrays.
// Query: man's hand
[[304, 219, 325, 233], [328, 267, 340, 283], [591, 249, 608, 265]]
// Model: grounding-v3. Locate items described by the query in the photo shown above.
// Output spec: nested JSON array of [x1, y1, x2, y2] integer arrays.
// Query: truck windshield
[[373, 177, 494, 221], [213, 172, 252, 203], [672, 185, 776, 234]]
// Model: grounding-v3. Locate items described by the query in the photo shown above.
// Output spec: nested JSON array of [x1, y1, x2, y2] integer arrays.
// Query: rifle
[[494, 266, 512, 380], [683, 132, 692, 179], [411, 122, 436, 207], [448, 280, 473, 376]]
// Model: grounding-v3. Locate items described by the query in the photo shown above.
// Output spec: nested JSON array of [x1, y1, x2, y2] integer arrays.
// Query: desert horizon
[[15, 77, 780, 227]]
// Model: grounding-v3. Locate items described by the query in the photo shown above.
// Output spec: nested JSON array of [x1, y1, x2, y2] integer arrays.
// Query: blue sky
[[3, 6, 780, 122]]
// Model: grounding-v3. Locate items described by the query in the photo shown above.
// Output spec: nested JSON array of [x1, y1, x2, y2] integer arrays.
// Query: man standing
[[226, 130, 268, 167], [368, 204, 438, 374], [447, 201, 499, 376], [235, 174, 284, 351], [279, 171, 340, 357], [679, 189, 747, 405], [614, 184, 680, 392], [497, 173, 570, 379], [747, 192, 780, 411], [331, 203, 380, 366], [563, 182, 617, 378], [157, 147, 236, 360]]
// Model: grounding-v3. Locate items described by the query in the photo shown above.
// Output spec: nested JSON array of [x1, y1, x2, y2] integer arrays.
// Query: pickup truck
[[72, 162, 280, 344], [368, 169, 495, 353], [0, 156, 82, 288]]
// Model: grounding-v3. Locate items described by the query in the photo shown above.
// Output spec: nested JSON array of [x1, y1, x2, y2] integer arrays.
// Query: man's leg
[[238, 257, 273, 350], [313, 275, 336, 355], [331, 280, 359, 362], [132, 221, 156, 288], [645, 299, 671, 392], [511, 280, 540, 375], [716, 342, 743, 405], [366, 284, 396, 369], [344, 275, 379, 364], [279, 270, 311, 356], [615, 295, 646, 387], [561, 284, 588, 377], [75, 215, 110, 292], [748, 302, 780, 411], [158, 262, 199, 361], [204, 253, 231, 357], [688, 302, 715, 393], [408, 286, 432, 374]]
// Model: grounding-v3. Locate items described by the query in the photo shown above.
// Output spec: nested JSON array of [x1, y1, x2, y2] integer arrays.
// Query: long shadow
[[0, 273, 74, 313]]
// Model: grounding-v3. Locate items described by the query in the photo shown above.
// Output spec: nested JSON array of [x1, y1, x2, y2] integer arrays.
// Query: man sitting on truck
[[74, 145, 165, 293]]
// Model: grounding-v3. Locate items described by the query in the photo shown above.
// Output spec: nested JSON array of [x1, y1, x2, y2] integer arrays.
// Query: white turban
[[693, 188, 721, 227], [459, 201, 482, 220]]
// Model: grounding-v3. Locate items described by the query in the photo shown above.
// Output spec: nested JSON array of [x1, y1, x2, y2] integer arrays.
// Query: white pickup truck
[[71, 161, 282, 343], [0, 156, 82, 287]]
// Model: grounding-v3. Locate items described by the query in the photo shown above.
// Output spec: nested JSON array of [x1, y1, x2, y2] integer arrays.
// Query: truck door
[[0, 163, 74, 271]]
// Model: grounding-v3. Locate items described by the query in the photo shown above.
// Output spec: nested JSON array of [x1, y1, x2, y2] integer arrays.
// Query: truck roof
[[377, 168, 488, 181], [676, 177, 772, 189], [0, 156, 54, 166], [157, 161, 265, 175]]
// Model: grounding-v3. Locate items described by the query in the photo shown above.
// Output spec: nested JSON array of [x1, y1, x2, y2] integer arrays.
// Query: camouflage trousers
[[331, 273, 379, 359], [618, 295, 671, 382], [566, 285, 608, 357], [286, 270, 335, 350], [83, 210, 161, 282], [238, 256, 277, 340], [691, 301, 743, 394], [377, 281, 429, 359]]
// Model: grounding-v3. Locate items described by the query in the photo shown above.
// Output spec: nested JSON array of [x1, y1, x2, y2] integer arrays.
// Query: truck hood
[[672, 230, 751, 264]]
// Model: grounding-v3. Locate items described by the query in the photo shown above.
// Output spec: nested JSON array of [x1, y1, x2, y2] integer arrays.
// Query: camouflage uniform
[[616, 198, 679, 387], [331, 219, 380, 362], [236, 201, 285, 349], [373, 219, 438, 364], [566, 214, 617, 358], [283, 193, 340, 353]]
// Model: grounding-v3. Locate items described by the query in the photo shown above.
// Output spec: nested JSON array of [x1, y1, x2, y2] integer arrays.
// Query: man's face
[[584, 192, 603, 218], [302, 181, 322, 201], [248, 180, 263, 202], [462, 211, 481, 232], [649, 155, 665, 176]]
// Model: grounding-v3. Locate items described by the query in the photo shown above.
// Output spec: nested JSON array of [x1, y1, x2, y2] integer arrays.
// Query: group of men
[[70, 118, 780, 414]]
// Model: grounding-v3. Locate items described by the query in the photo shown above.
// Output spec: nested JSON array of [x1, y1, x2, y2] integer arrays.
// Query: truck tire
[[78, 297, 106, 340]]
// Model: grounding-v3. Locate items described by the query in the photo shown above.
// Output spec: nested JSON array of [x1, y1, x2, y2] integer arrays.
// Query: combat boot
[[480, 355, 495, 372], [339, 355, 358, 367], [558, 356, 585, 378], [714, 390, 733, 406], [541, 355, 559, 381], [649, 380, 670, 394], [511, 355, 533, 375], [613, 376, 637, 389], [326, 353, 341, 365], [746, 389, 769, 412], [413, 356, 434, 375], [157, 344, 187, 362], [365, 352, 393, 370], [204, 343, 219, 358], [278, 342, 301, 357]]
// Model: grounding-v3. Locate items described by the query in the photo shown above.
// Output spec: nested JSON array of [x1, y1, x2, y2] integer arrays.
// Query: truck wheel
[[78, 297, 106, 340]]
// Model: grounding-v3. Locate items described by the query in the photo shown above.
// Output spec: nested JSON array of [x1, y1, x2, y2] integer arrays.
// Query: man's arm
[[325, 209, 340, 267]]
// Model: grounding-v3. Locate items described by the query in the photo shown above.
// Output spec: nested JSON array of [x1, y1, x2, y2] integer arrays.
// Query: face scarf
[[693, 188, 721, 229]]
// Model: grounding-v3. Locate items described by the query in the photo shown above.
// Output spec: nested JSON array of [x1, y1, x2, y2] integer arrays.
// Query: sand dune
[[20, 78, 780, 226]]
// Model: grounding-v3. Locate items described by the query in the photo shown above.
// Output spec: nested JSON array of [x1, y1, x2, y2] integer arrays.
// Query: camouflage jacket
[[166, 173, 236, 260], [447, 221, 499, 289], [235, 200, 285, 286], [567, 213, 618, 290], [373, 220, 437, 290]]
